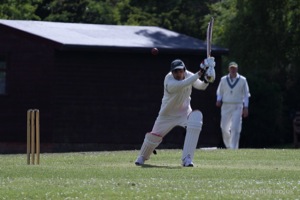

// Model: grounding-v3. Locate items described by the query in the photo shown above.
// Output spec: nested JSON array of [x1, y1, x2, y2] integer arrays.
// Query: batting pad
[[138, 133, 162, 160], [182, 110, 203, 161]]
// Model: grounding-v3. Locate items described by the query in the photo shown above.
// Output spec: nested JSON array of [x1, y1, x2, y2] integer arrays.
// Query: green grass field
[[0, 149, 299, 199]]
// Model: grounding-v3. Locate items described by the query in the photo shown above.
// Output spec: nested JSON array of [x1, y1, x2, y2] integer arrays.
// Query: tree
[[0, 0, 41, 20], [117, 0, 213, 39], [81, 0, 118, 24], [208, 0, 300, 147], [23, 0, 215, 38], [42, 0, 89, 22]]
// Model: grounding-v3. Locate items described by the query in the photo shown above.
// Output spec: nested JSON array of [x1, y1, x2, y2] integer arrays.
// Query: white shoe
[[135, 156, 145, 166], [182, 155, 194, 167]]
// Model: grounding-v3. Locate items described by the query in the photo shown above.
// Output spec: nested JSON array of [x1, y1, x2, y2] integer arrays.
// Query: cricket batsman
[[135, 57, 216, 167]]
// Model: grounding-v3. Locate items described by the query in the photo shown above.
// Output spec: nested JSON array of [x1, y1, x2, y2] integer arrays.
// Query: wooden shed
[[0, 19, 228, 153]]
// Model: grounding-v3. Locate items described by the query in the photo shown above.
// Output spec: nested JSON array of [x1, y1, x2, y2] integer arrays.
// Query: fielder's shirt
[[216, 73, 250, 107]]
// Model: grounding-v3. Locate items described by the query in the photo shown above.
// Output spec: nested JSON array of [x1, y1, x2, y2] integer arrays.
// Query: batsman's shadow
[[141, 164, 182, 169]]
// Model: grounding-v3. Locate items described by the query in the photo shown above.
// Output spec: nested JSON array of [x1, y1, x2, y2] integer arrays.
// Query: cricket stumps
[[27, 109, 40, 165]]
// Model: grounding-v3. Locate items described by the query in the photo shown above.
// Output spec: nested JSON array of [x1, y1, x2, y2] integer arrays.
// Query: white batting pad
[[138, 133, 162, 160], [182, 110, 203, 161]]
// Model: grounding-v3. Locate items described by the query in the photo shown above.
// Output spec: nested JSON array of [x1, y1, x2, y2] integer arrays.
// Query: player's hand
[[200, 57, 215, 69], [205, 66, 215, 83], [243, 107, 249, 118]]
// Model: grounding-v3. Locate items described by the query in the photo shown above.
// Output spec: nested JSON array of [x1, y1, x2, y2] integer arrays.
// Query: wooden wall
[[49, 50, 223, 149], [0, 29, 54, 147]]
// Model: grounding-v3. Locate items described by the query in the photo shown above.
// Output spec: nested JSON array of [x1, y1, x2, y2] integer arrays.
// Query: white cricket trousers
[[152, 115, 187, 137], [220, 103, 243, 149]]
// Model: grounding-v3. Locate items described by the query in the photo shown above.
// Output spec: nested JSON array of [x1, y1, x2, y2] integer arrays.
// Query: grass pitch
[[0, 149, 299, 199]]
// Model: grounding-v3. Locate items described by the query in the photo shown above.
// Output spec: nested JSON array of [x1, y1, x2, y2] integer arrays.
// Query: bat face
[[206, 17, 214, 58]]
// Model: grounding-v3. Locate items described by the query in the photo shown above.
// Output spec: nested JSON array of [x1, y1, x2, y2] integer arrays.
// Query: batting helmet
[[170, 59, 186, 71]]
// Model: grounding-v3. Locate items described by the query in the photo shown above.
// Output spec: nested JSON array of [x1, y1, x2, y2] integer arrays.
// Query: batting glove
[[205, 66, 216, 83], [200, 57, 215, 69]]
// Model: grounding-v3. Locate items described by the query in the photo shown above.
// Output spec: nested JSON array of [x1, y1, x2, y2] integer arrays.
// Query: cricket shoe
[[135, 156, 145, 166], [182, 155, 194, 167]]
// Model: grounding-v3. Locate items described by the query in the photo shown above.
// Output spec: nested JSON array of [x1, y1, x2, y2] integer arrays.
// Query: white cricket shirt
[[216, 73, 250, 107], [158, 70, 208, 117]]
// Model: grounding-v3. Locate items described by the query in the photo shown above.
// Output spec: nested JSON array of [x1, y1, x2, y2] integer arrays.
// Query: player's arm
[[242, 79, 250, 117], [216, 95, 222, 107], [192, 78, 209, 90], [165, 73, 200, 93]]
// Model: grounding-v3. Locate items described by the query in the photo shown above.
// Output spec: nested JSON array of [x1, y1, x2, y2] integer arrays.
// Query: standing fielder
[[135, 57, 216, 167], [216, 61, 250, 149]]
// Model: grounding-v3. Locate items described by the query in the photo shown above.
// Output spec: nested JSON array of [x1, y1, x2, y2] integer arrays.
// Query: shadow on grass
[[140, 164, 182, 169]]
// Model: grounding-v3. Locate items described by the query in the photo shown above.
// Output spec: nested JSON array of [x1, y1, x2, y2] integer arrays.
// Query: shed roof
[[0, 19, 227, 54]]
